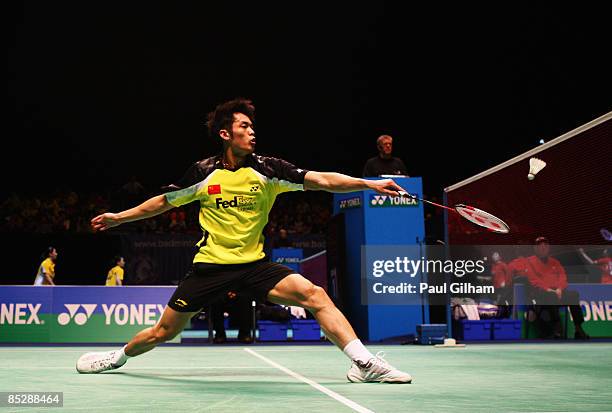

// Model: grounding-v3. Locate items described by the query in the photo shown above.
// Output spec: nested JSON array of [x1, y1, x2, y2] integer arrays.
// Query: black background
[[6, 2, 611, 199]]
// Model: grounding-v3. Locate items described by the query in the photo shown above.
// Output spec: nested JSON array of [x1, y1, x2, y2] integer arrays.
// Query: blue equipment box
[[291, 320, 321, 341], [416, 324, 447, 345], [492, 319, 522, 340], [258, 321, 288, 341], [458, 320, 493, 340]]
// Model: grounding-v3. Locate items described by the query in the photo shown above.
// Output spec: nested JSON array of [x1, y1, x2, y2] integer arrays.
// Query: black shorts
[[167, 259, 296, 312]]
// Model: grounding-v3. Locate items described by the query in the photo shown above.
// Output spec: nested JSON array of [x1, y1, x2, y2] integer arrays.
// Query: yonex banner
[[368, 194, 418, 208], [271, 248, 303, 272], [513, 283, 612, 338], [0, 286, 176, 343], [563, 284, 612, 338]]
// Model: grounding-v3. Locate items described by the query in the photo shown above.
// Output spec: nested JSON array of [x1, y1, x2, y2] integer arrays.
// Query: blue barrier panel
[[0, 287, 53, 342], [1, 286, 176, 343], [514, 283, 612, 337]]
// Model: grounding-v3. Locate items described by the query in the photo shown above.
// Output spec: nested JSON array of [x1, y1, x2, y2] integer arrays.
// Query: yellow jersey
[[34, 258, 55, 286], [165, 154, 307, 264], [106, 266, 124, 286]]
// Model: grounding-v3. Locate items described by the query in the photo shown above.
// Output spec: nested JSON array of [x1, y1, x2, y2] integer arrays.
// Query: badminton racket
[[397, 191, 510, 234]]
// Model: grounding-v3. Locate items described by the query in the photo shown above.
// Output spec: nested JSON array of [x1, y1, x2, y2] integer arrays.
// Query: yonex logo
[[57, 304, 97, 326], [369, 195, 418, 207], [275, 257, 301, 263], [339, 197, 361, 210], [371, 195, 385, 206], [0, 303, 42, 325]]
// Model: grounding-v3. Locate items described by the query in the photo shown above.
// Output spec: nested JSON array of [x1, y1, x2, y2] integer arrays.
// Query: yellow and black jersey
[[33, 258, 55, 286], [165, 154, 308, 264], [105, 265, 124, 286]]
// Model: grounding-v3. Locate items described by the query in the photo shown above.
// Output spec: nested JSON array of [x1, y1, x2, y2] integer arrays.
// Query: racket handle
[[397, 190, 416, 199]]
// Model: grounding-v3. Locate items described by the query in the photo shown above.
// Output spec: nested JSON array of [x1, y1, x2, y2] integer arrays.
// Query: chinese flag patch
[[208, 184, 221, 195]]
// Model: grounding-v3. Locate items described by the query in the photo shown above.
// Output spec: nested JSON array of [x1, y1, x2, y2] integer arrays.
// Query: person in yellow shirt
[[77, 98, 412, 383], [105, 256, 125, 286], [34, 247, 58, 286]]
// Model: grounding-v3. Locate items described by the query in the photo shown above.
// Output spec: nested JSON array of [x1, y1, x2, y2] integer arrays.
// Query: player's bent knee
[[303, 285, 332, 311], [153, 325, 179, 343]]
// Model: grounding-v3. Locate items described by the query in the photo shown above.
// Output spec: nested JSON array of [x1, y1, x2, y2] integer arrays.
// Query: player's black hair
[[206, 98, 255, 141], [41, 246, 56, 261]]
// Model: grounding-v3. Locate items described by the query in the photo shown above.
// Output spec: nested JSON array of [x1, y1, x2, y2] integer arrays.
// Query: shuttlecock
[[528, 157, 546, 180]]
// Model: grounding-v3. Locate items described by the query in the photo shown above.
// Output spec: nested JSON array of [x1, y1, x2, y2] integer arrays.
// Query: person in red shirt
[[578, 248, 612, 284], [527, 237, 589, 339], [491, 251, 513, 318]]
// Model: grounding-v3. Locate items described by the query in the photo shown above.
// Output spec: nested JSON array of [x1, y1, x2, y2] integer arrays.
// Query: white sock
[[114, 345, 131, 365], [342, 339, 374, 364]]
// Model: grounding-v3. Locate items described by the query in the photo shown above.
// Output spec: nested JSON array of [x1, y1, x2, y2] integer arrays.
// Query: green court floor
[[1, 343, 611, 412]]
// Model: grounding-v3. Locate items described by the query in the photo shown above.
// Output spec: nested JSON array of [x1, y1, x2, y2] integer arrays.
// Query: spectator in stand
[[169, 209, 187, 232], [274, 228, 292, 248], [526, 236, 589, 339], [578, 248, 612, 284]]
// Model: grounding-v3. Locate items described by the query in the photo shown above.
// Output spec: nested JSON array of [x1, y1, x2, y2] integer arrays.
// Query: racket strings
[[455, 205, 509, 233]]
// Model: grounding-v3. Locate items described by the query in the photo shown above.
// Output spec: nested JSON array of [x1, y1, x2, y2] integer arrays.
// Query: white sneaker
[[347, 351, 412, 383], [76, 350, 126, 374]]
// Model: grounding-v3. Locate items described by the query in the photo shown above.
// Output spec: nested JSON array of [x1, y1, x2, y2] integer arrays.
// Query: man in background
[[362, 135, 408, 177], [527, 237, 589, 339], [211, 291, 253, 344]]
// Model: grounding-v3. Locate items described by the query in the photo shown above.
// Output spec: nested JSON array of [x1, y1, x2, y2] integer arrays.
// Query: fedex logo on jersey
[[215, 196, 257, 211], [369, 194, 418, 207]]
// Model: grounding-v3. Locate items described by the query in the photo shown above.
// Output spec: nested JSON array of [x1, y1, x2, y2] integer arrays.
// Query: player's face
[[50, 249, 58, 261], [229, 113, 256, 155]]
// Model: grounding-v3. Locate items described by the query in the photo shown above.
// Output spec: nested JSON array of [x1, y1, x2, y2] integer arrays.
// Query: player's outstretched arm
[[304, 171, 405, 196], [91, 194, 175, 231]]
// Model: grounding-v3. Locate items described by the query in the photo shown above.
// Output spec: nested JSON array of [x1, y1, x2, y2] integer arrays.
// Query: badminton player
[[76, 98, 412, 383]]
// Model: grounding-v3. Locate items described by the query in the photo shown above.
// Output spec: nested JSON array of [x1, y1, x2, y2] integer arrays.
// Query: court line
[[2, 366, 277, 370], [244, 348, 374, 413]]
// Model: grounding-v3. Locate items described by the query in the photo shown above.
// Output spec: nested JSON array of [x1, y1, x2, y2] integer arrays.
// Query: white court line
[[4, 366, 276, 370], [244, 348, 374, 413]]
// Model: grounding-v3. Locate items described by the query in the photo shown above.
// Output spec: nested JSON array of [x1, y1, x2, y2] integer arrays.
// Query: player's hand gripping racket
[[397, 191, 510, 234]]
